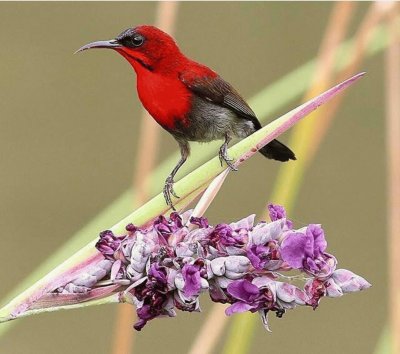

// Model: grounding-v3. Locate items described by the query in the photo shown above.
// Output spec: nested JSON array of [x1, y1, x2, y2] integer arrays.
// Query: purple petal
[[280, 232, 311, 269], [247, 246, 262, 269], [96, 244, 114, 256], [268, 204, 286, 221], [325, 278, 343, 297], [95, 230, 124, 259], [186, 228, 213, 244], [306, 224, 327, 256], [182, 264, 202, 297], [190, 216, 209, 228], [306, 257, 319, 272], [134, 305, 154, 331], [275, 282, 306, 307], [276, 282, 299, 303], [246, 245, 270, 270], [332, 269, 371, 292], [227, 279, 259, 302], [148, 263, 167, 285], [225, 301, 254, 316], [170, 212, 183, 228], [211, 224, 244, 248], [208, 281, 229, 303], [125, 223, 137, 232], [323, 254, 337, 277]]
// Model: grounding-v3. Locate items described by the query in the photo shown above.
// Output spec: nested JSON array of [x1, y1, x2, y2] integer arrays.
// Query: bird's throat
[[116, 49, 154, 72]]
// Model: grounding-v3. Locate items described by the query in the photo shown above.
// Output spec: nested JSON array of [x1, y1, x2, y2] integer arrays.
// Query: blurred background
[[0, 2, 398, 354]]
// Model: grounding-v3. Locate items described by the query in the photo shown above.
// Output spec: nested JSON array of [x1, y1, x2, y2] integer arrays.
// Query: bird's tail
[[259, 139, 296, 162]]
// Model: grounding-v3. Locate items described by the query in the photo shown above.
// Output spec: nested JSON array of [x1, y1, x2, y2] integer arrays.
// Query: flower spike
[[88, 204, 370, 330]]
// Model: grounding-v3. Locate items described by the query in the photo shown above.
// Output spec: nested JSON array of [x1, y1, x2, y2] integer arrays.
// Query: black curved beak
[[75, 39, 121, 54]]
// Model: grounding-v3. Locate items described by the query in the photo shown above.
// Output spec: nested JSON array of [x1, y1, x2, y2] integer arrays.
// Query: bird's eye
[[130, 35, 144, 47]]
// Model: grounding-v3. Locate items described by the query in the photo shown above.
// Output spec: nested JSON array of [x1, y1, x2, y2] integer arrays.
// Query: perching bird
[[77, 25, 296, 209]]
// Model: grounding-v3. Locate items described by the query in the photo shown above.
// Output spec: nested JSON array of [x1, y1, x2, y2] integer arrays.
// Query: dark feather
[[179, 73, 295, 162], [180, 74, 261, 128]]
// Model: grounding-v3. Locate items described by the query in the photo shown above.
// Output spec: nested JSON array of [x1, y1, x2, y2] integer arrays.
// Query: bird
[[76, 25, 296, 209]]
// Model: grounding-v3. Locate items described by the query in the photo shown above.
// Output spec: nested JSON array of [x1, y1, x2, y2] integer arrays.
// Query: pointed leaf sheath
[[0, 74, 366, 326]]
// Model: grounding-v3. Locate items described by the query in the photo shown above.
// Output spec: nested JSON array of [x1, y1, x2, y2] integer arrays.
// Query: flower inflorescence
[[94, 204, 370, 331]]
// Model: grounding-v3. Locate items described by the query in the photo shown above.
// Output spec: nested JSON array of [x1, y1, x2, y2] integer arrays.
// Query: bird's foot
[[163, 176, 180, 210], [219, 148, 238, 171]]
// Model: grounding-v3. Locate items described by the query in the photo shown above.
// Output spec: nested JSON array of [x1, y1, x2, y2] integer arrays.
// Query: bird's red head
[[76, 25, 184, 74]]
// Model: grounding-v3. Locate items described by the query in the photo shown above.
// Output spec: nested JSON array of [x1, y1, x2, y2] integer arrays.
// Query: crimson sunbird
[[77, 25, 296, 209]]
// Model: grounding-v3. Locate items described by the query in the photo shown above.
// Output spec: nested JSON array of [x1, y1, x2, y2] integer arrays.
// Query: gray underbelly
[[175, 97, 256, 142]]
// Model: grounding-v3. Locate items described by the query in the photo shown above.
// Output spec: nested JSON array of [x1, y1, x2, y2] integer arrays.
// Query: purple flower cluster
[[95, 204, 370, 331]]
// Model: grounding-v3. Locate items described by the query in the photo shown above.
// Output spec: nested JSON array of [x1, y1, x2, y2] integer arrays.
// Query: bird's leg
[[163, 140, 190, 210], [219, 134, 238, 171]]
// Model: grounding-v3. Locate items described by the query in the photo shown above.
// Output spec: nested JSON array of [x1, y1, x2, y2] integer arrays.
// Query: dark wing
[[179, 74, 262, 129], [180, 72, 296, 162]]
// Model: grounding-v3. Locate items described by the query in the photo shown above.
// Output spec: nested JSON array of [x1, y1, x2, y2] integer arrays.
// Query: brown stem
[[310, 2, 397, 158], [385, 5, 400, 354]]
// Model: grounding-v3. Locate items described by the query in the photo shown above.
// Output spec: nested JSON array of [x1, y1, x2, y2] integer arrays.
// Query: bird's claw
[[170, 187, 180, 199], [219, 149, 238, 171], [163, 176, 180, 210]]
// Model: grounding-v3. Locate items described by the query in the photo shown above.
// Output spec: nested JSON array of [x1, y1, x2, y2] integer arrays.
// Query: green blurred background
[[0, 2, 386, 354]]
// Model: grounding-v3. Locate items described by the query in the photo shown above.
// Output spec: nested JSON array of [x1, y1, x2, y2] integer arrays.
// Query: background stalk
[[385, 6, 400, 354]]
